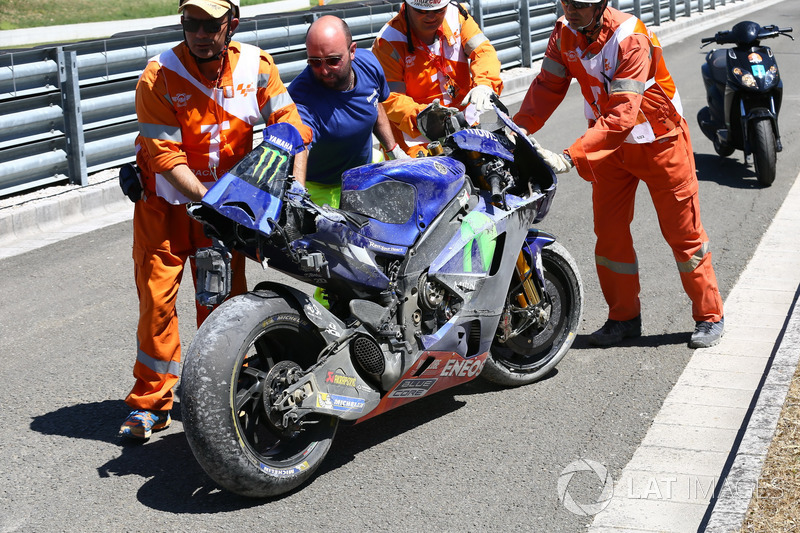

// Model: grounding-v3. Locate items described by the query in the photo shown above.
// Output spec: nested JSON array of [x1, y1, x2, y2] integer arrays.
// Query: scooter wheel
[[713, 136, 735, 158], [750, 117, 776, 187]]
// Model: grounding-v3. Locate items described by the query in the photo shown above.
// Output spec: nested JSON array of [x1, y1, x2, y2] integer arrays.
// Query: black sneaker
[[689, 317, 724, 348], [589, 315, 642, 347]]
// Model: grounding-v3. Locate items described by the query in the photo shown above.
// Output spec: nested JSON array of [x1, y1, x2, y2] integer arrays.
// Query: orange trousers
[[125, 194, 246, 412], [591, 125, 723, 324]]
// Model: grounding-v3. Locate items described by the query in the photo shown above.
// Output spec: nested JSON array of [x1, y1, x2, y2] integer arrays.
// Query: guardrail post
[[653, 0, 661, 26], [698, 0, 704, 13], [685, 0, 691, 18], [58, 48, 87, 186], [633, 0, 641, 19], [670, 0, 677, 21], [611, 0, 619, 9], [519, 0, 532, 67], [471, 0, 484, 34]]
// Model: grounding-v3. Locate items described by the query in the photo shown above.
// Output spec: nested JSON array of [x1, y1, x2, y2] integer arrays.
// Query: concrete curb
[[702, 192, 800, 530], [0, 172, 132, 259], [587, 168, 800, 532]]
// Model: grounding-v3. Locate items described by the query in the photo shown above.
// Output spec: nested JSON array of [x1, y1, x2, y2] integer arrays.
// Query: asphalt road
[[1, 3, 798, 531]]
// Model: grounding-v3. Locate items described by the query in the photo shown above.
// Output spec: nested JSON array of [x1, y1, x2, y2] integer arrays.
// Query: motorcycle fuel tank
[[340, 158, 466, 247]]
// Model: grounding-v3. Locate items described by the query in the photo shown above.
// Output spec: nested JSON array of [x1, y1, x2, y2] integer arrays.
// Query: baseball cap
[[405, 0, 449, 11], [178, 0, 234, 18]]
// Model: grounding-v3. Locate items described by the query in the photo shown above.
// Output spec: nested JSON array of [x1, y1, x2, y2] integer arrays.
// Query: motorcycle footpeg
[[195, 245, 232, 308]]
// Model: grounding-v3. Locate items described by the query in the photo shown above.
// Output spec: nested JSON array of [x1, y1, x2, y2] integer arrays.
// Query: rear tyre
[[483, 241, 584, 386], [181, 290, 337, 498], [750, 117, 777, 187]]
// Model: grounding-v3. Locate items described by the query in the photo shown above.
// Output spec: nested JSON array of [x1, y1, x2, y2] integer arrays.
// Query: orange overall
[[127, 41, 312, 412], [372, 3, 503, 156], [514, 8, 723, 323]]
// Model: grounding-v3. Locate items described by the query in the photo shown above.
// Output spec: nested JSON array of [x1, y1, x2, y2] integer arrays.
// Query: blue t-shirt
[[288, 48, 390, 185]]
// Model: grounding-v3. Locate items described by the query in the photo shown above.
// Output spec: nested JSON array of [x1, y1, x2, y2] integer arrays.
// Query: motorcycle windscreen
[[201, 123, 305, 236], [494, 106, 556, 191]]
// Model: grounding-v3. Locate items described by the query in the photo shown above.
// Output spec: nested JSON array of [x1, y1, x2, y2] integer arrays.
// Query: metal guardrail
[[0, 0, 745, 197]]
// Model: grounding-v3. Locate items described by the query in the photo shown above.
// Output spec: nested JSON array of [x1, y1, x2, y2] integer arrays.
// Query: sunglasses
[[561, 0, 595, 8], [307, 56, 344, 68], [181, 17, 227, 34]]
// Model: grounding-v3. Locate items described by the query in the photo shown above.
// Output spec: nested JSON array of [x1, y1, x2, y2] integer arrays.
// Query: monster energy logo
[[460, 211, 497, 272], [252, 147, 288, 186]]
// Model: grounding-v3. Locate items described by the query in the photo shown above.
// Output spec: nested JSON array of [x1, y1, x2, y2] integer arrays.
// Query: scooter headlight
[[763, 66, 778, 88], [732, 67, 758, 88], [741, 73, 757, 88]]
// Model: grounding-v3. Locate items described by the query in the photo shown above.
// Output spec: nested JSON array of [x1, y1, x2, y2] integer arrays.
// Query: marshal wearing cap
[[178, 0, 238, 19], [404, 0, 449, 11]]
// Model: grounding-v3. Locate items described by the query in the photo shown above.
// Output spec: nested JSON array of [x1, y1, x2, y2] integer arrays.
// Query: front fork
[[515, 229, 555, 306], [515, 250, 541, 307], [498, 230, 556, 341]]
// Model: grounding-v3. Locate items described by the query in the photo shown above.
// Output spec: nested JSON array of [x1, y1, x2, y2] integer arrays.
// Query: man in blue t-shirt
[[289, 15, 406, 208]]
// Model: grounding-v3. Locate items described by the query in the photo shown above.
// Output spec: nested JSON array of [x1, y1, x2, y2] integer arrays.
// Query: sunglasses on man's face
[[561, 0, 596, 8], [181, 17, 227, 34], [307, 56, 344, 68]]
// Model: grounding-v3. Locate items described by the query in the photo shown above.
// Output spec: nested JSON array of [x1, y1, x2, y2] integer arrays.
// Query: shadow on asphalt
[[569, 331, 690, 350], [30, 378, 538, 512], [694, 152, 765, 188]]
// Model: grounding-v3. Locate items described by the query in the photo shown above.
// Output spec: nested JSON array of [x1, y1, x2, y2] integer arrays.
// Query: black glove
[[119, 163, 143, 202]]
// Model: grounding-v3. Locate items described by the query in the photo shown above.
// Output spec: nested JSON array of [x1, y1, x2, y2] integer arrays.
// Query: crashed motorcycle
[[697, 21, 793, 187], [180, 102, 584, 497]]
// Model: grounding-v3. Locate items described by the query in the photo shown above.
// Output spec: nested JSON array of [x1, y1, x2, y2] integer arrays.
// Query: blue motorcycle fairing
[[201, 172, 282, 236], [200, 124, 302, 237], [523, 229, 557, 288], [261, 122, 306, 155], [340, 158, 466, 247], [449, 128, 515, 161], [295, 215, 395, 291]]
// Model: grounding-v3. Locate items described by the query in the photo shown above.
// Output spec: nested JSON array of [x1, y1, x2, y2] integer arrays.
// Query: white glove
[[528, 136, 573, 174], [460, 85, 495, 113], [388, 144, 410, 160]]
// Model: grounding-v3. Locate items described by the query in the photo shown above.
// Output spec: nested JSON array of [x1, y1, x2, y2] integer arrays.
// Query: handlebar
[[700, 24, 793, 47], [488, 173, 503, 204]]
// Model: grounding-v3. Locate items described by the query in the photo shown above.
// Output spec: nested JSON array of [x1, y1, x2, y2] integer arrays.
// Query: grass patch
[[0, 0, 284, 30], [741, 366, 800, 532]]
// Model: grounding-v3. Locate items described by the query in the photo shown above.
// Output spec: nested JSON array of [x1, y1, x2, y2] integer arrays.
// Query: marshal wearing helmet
[[372, 0, 504, 157], [514, 0, 725, 349]]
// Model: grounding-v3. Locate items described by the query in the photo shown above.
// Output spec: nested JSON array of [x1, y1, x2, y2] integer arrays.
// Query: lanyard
[[421, 32, 462, 101]]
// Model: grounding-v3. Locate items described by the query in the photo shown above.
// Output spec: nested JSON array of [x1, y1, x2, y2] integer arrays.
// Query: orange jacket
[[372, 3, 502, 154], [134, 41, 312, 204], [514, 8, 684, 182]]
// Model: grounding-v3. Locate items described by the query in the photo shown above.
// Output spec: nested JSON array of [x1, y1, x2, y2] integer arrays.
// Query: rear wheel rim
[[233, 317, 334, 469]]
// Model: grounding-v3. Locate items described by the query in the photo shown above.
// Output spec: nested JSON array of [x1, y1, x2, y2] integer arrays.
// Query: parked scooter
[[697, 21, 792, 187]]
